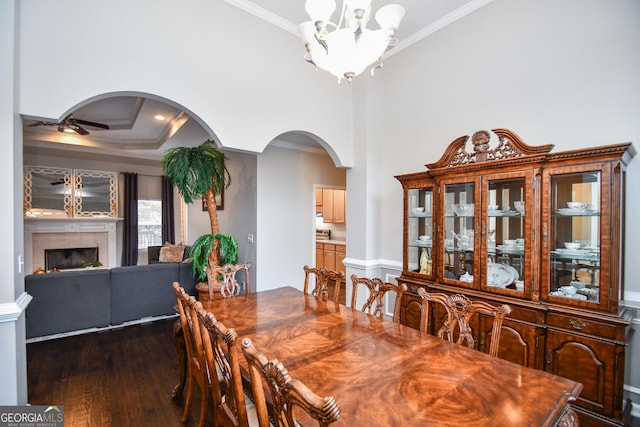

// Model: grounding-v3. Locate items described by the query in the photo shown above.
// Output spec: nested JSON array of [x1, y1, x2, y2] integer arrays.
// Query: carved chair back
[[416, 289, 511, 357], [241, 337, 341, 427], [350, 274, 406, 322], [195, 303, 253, 427], [204, 262, 252, 299], [303, 265, 345, 304], [172, 282, 210, 426]]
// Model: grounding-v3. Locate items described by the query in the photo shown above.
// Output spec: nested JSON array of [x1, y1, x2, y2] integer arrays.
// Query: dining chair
[[173, 282, 210, 427], [204, 262, 252, 299], [350, 274, 406, 321], [303, 265, 345, 304], [195, 303, 259, 427], [241, 337, 341, 427], [416, 288, 511, 357]]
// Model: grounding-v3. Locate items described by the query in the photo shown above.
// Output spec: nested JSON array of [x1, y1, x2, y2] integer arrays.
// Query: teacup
[[487, 204, 499, 211], [418, 235, 430, 241], [564, 242, 581, 250]]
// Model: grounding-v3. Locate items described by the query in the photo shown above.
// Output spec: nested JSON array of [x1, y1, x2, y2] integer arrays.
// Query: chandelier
[[299, 0, 405, 83]]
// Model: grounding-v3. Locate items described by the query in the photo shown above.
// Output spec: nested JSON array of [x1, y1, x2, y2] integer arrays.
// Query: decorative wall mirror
[[24, 166, 118, 218], [73, 169, 118, 217], [24, 166, 73, 217]]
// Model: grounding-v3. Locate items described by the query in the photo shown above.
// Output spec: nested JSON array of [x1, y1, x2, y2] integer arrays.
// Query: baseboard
[[25, 313, 179, 343], [625, 385, 640, 419]]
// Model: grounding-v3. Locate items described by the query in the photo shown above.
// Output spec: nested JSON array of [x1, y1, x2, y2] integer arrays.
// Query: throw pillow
[[159, 242, 185, 263]]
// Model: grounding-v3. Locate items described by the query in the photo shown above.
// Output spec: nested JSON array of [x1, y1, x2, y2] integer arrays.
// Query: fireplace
[[25, 217, 120, 274], [45, 247, 100, 270]]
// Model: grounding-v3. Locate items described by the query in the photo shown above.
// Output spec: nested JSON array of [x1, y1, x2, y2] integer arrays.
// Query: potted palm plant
[[162, 139, 237, 300]]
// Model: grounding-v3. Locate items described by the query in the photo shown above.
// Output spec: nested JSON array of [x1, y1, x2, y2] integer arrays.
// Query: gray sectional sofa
[[25, 261, 198, 339]]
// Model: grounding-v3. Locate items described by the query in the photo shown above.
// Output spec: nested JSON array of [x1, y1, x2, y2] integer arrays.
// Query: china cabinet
[[395, 128, 635, 426]]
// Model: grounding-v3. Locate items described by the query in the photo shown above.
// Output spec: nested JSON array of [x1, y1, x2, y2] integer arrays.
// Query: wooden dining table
[[196, 286, 582, 426]]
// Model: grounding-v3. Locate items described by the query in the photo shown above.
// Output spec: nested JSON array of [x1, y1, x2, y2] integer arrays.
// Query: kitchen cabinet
[[323, 243, 336, 271], [316, 242, 346, 273], [335, 245, 346, 274], [321, 189, 346, 224], [395, 128, 636, 426]]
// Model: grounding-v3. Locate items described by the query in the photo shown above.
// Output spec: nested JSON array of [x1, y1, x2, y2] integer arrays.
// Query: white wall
[[373, 0, 640, 271], [256, 146, 345, 291], [1, 0, 29, 406], [17, 0, 353, 166]]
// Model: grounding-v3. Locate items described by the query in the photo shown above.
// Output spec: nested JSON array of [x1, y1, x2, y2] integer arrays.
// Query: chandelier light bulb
[[300, 0, 405, 83]]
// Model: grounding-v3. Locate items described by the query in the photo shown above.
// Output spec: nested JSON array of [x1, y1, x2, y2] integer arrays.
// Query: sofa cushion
[[25, 269, 111, 338], [159, 242, 185, 263], [148, 244, 191, 264]]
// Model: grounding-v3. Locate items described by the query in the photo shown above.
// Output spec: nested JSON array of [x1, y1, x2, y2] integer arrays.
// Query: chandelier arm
[[314, 33, 329, 54], [370, 59, 383, 77], [354, 26, 362, 45], [336, 1, 347, 29]]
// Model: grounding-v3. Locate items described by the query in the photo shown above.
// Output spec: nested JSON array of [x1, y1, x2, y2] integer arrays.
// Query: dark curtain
[[161, 175, 175, 243], [121, 172, 139, 266]]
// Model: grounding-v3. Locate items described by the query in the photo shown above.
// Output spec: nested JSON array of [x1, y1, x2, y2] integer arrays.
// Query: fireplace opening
[[45, 247, 99, 270]]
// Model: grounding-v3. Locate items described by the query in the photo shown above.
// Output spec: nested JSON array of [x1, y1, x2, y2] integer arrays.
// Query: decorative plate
[[487, 263, 515, 288]]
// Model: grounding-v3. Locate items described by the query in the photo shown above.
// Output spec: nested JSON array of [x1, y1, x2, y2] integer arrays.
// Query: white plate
[[487, 263, 515, 288], [556, 208, 595, 215], [505, 264, 519, 281], [489, 209, 517, 216]]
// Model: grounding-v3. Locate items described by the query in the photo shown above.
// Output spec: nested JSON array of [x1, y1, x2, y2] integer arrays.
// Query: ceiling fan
[[28, 113, 109, 135]]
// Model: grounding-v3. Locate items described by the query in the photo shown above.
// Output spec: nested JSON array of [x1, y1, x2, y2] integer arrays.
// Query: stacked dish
[[556, 201, 597, 216], [496, 244, 524, 254], [487, 207, 515, 216]]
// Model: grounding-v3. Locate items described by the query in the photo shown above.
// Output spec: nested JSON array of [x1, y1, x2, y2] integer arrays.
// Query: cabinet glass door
[[442, 181, 477, 285], [485, 177, 527, 294], [548, 170, 602, 304], [407, 187, 434, 277]]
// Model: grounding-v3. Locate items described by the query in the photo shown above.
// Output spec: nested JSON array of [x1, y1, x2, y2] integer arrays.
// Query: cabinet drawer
[[546, 312, 619, 340], [324, 243, 336, 251], [316, 243, 324, 251], [336, 245, 346, 255]]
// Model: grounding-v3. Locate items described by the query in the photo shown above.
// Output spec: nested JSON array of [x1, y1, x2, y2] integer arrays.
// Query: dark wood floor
[[27, 318, 212, 427]]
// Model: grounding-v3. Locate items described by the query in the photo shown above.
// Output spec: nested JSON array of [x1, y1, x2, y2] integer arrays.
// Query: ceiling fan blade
[[73, 125, 90, 135], [28, 121, 55, 127], [73, 118, 109, 130]]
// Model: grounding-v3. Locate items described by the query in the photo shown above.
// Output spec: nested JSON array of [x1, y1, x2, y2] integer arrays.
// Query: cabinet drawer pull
[[568, 319, 589, 330]]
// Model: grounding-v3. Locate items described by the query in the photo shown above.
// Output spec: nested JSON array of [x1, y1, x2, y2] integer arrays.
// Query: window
[[138, 199, 162, 249]]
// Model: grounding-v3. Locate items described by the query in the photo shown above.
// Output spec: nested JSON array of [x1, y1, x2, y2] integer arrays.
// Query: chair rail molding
[[0, 293, 32, 323]]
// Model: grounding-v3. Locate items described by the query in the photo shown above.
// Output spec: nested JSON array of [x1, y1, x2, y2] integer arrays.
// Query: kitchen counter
[[316, 239, 346, 245]]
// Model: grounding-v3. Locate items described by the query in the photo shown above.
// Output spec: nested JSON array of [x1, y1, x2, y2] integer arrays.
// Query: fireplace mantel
[[25, 217, 123, 274]]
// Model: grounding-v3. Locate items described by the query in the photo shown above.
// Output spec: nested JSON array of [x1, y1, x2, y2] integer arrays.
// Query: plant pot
[[195, 281, 223, 301]]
